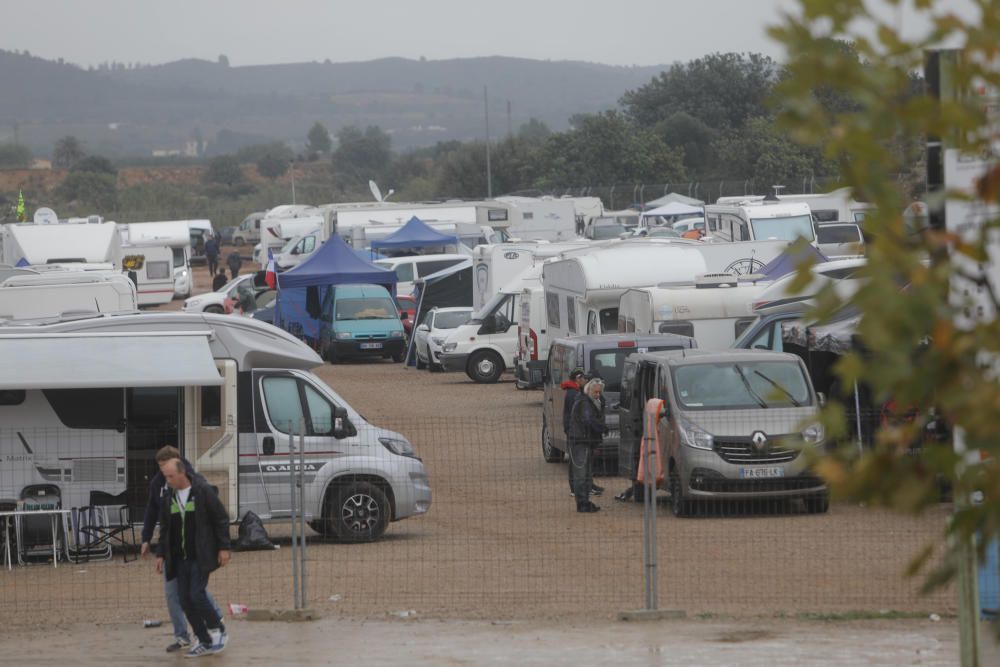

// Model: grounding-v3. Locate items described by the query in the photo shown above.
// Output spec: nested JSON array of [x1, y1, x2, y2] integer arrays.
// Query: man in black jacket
[[155, 459, 232, 657], [140, 447, 221, 653], [562, 369, 604, 497], [568, 378, 608, 513]]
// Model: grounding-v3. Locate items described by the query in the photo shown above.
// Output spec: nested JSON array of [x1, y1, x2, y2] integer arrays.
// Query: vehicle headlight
[[802, 422, 825, 446], [379, 436, 417, 458], [336, 332, 353, 340], [390, 330, 403, 338], [431, 336, 446, 346], [678, 416, 713, 450], [181, 270, 189, 277], [442, 342, 458, 353]]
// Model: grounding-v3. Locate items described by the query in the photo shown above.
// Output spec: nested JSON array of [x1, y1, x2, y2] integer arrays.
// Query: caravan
[[0, 312, 432, 542], [0, 220, 123, 269], [704, 201, 815, 244], [119, 221, 194, 302], [0, 270, 137, 321]]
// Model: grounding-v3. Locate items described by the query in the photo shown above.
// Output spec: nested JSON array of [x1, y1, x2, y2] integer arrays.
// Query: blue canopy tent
[[759, 244, 828, 280], [370, 216, 459, 251], [274, 234, 397, 345]]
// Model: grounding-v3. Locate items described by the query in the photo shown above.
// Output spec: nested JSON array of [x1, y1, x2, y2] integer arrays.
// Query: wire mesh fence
[[0, 401, 954, 627]]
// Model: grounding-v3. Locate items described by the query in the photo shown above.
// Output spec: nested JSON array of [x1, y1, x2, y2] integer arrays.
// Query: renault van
[[318, 284, 407, 363]]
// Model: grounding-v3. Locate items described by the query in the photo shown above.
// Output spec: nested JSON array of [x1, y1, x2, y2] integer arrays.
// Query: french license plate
[[360, 342, 382, 350], [739, 467, 785, 479]]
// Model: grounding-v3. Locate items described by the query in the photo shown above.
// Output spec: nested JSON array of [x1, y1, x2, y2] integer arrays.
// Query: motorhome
[[233, 211, 266, 246], [255, 215, 326, 265], [703, 201, 815, 244], [716, 187, 873, 224], [494, 196, 578, 241], [0, 220, 123, 269], [471, 241, 591, 311], [373, 254, 469, 297], [0, 312, 432, 542], [617, 276, 768, 349], [119, 221, 194, 301], [273, 226, 323, 271], [0, 270, 137, 321], [186, 219, 216, 264]]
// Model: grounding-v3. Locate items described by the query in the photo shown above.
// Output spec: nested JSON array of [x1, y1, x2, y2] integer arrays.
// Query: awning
[[0, 332, 223, 389]]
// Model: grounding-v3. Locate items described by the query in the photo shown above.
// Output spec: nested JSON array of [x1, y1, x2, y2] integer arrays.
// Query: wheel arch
[[323, 473, 397, 521]]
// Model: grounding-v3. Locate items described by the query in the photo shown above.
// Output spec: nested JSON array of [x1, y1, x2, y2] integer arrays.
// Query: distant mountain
[[0, 51, 667, 157]]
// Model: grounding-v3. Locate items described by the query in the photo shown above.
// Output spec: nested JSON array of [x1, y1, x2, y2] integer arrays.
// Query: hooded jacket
[[568, 388, 607, 446], [155, 474, 231, 581], [560, 380, 581, 435]]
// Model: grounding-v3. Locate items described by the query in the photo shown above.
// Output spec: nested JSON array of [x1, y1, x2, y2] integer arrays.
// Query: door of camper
[[184, 360, 239, 521]]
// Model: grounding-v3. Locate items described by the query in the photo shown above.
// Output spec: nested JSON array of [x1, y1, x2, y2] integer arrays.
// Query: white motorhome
[[494, 196, 578, 241], [617, 276, 768, 349], [120, 221, 194, 301], [0, 220, 123, 269], [233, 211, 266, 246], [273, 225, 323, 271], [253, 206, 326, 264], [0, 270, 137, 321], [471, 241, 592, 311], [373, 254, 469, 297], [704, 201, 815, 245], [0, 312, 432, 542], [716, 187, 873, 224]]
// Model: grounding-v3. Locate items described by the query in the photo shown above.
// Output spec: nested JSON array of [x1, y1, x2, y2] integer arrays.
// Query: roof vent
[[694, 273, 738, 289]]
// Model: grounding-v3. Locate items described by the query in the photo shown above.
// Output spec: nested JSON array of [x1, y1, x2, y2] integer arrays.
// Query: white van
[[374, 254, 469, 297], [234, 212, 266, 246], [514, 284, 548, 388], [716, 187, 873, 224], [274, 226, 323, 270], [704, 201, 815, 244], [0, 312, 432, 542], [0, 270, 137, 321], [617, 275, 767, 349]]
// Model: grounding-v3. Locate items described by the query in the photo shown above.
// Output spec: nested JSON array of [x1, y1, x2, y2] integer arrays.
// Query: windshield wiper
[[733, 364, 768, 409], [752, 370, 803, 407]]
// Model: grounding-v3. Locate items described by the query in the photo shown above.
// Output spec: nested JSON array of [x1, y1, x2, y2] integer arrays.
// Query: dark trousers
[[207, 256, 218, 275], [175, 558, 222, 646], [569, 441, 595, 507], [230, 267, 239, 280]]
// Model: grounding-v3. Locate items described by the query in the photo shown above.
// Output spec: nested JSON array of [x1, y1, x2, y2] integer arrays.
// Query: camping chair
[[0, 498, 16, 568], [15, 485, 64, 565], [77, 491, 138, 563], [64, 505, 113, 563]]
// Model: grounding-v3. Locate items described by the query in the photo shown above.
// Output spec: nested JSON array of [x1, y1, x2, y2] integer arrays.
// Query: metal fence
[[0, 407, 954, 628]]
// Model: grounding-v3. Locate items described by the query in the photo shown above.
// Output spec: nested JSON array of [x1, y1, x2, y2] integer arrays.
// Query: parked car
[[181, 274, 261, 314], [414, 307, 474, 371], [318, 284, 407, 363], [616, 349, 828, 516], [584, 220, 628, 240], [541, 333, 697, 467]]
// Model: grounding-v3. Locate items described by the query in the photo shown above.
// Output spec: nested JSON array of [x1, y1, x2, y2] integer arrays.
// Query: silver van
[[617, 349, 827, 515]]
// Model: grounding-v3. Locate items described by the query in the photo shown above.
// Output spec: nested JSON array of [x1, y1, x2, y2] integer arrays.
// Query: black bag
[[234, 511, 275, 551]]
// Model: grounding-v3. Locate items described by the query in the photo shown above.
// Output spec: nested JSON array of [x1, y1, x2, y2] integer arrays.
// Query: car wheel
[[391, 349, 405, 363], [467, 350, 504, 384], [234, 236, 245, 246], [669, 468, 693, 518], [415, 350, 427, 370], [804, 492, 829, 514], [541, 415, 564, 463], [204, 305, 224, 314], [324, 480, 390, 543], [324, 343, 339, 364]]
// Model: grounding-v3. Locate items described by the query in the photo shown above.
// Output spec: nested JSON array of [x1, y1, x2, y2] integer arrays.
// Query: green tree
[[307, 122, 332, 154], [202, 155, 253, 196], [53, 135, 85, 168], [517, 118, 552, 144], [55, 171, 117, 210], [654, 111, 718, 177], [710, 116, 830, 185], [71, 155, 117, 175], [332, 125, 392, 187], [256, 152, 290, 180], [769, 0, 1000, 603], [0, 143, 32, 168]]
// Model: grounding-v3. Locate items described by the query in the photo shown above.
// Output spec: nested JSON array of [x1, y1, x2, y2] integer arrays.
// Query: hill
[[0, 51, 667, 157]]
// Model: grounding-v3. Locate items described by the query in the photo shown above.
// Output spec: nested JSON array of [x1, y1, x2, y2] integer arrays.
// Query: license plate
[[739, 467, 785, 479], [360, 342, 382, 350]]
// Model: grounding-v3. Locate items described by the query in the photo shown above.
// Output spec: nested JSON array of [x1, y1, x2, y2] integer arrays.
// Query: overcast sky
[[3, 0, 975, 68]]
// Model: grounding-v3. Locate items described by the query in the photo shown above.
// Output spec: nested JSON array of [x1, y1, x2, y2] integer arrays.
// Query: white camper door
[[184, 360, 239, 521]]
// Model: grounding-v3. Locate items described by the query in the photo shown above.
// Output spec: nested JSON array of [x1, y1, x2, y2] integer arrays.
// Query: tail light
[[517, 325, 523, 358], [617, 340, 636, 348], [528, 328, 538, 361]]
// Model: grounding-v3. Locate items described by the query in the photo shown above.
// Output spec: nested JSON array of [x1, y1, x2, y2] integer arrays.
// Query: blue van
[[318, 284, 406, 363]]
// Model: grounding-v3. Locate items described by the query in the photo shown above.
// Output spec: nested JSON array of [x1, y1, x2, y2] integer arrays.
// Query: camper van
[[0, 270, 137, 321], [0, 312, 432, 542], [471, 241, 591, 311], [120, 221, 194, 301], [493, 196, 578, 241], [0, 220, 123, 269], [703, 201, 815, 244], [234, 212, 266, 246], [273, 226, 323, 271], [716, 187, 873, 224], [255, 215, 325, 265], [617, 276, 767, 349], [514, 284, 548, 389]]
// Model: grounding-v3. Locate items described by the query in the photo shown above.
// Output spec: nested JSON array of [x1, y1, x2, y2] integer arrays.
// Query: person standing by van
[[226, 251, 242, 280], [568, 378, 608, 513], [155, 459, 232, 657], [204, 235, 220, 276], [561, 369, 604, 497], [140, 447, 223, 654]]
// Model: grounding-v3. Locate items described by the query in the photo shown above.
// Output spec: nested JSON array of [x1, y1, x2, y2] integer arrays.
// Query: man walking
[[141, 447, 222, 654], [204, 235, 220, 276], [155, 458, 232, 657], [226, 250, 242, 280]]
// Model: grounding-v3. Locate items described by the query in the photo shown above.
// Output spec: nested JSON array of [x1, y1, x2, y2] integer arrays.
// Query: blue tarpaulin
[[275, 235, 396, 343], [759, 244, 828, 280], [370, 216, 459, 250]]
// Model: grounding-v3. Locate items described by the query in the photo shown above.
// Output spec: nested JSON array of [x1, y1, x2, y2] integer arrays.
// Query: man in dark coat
[[155, 459, 232, 657], [212, 268, 229, 292], [568, 378, 608, 513], [226, 251, 242, 280], [204, 235, 220, 276], [561, 369, 604, 497]]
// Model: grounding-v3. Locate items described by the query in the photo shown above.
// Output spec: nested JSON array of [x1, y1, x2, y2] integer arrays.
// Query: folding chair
[[15, 485, 64, 565], [78, 491, 138, 563], [64, 506, 113, 563], [0, 499, 16, 568]]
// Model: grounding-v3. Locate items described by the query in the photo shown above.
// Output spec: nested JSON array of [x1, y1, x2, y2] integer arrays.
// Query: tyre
[[234, 236, 245, 246], [391, 349, 405, 363], [669, 468, 694, 518], [466, 350, 504, 384], [415, 351, 427, 370], [324, 343, 339, 365], [804, 492, 829, 514], [204, 305, 224, 314], [323, 481, 390, 543], [541, 415, 564, 463]]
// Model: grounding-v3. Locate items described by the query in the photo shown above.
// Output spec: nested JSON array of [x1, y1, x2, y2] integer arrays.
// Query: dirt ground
[[1, 256, 985, 662]]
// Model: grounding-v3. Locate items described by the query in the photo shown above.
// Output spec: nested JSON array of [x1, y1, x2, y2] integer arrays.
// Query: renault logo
[[751, 431, 768, 452]]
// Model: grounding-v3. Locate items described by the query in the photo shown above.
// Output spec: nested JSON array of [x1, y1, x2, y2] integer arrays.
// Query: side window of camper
[[740, 223, 751, 241], [546, 292, 560, 328], [201, 386, 222, 427], [302, 236, 316, 253], [147, 261, 171, 280], [566, 296, 576, 334], [43, 388, 124, 429], [587, 311, 598, 335], [0, 390, 25, 405], [261, 377, 305, 434], [734, 318, 756, 339], [708, 216, 719, 232], [658, 321, 694, 337], [172, 248, 186, 268]]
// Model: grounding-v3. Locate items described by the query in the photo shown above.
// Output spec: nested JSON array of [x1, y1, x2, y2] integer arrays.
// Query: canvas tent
[[641, 202, 703, 218], [643, 192, 705, 208], [404, 259, 473, 366], [274, 234, 396, 343], [370, 216, 459, 251], [758, 245, 828, 280]]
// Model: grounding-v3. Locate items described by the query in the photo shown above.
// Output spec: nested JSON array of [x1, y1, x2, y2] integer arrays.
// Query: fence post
[[642, 422, 658, 610], [299, 427, 307, 609], [290, 419, 300, 610]]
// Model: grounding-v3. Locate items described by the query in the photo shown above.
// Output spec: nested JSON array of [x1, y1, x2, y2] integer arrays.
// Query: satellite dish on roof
[[368, 180, 394, 203], [33, 207, 58, 225]]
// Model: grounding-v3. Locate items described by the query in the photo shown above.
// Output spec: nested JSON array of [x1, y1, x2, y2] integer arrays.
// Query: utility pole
[[507, 100, 513, 139], [484, 86, 493, 199]]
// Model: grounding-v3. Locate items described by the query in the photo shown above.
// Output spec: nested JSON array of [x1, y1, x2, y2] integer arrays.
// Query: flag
[[265, 248, 277, 289], [16, 190, 25, 222]]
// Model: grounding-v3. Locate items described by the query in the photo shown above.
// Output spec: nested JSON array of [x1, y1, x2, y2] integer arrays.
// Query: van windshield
[[750, 215, 815, 242], [673, 360, 811, 410], [336, 297, 398, 321]]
